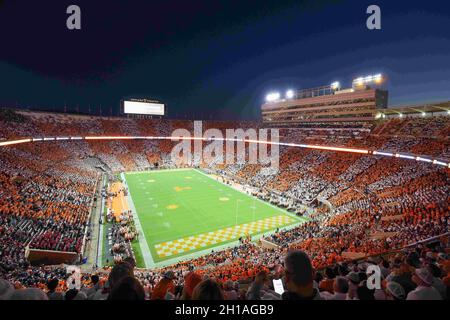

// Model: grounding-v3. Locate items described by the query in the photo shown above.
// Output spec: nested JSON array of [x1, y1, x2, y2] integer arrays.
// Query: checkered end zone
[[155, 215, 295, 258]]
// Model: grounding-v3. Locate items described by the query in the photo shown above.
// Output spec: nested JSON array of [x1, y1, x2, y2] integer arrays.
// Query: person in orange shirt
[[151, 271, 176, 300], [319, 267, 335, 293]]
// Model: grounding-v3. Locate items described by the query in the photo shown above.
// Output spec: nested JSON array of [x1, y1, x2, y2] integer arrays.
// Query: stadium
[[0, 0, 449, 305], [1, 75, 449, 301]]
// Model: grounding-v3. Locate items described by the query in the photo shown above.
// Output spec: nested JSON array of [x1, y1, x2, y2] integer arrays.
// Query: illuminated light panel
[[304, 144, 369, 154], [85, 136, 136, 140], [373, 151, 394, 157], [0, 138, 32, 147], [433, 160, 448, 166], [398, 154, 415, 160], [416, 157, 432, 163]]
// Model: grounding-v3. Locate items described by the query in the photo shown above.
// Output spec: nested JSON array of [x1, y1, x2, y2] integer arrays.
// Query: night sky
[[1, 0, 450, 119]]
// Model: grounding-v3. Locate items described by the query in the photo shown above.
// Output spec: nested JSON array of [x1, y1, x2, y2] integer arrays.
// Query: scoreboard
[[123, 99, 165, 116]]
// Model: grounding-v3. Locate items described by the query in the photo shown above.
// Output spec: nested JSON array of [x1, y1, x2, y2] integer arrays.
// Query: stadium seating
[[0, 109, 449, 300]]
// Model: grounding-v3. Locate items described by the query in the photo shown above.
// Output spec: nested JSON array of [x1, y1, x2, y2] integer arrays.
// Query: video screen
[[123, 101, 165, 116]]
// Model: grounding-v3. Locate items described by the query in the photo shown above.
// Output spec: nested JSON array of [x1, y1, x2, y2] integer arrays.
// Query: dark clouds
[[0, 0, 449, 119]]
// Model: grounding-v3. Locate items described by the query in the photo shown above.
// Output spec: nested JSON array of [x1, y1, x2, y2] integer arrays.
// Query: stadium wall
[[25, 247, 80, 265]]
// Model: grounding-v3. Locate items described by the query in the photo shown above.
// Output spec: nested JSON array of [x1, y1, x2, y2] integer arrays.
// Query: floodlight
[[354, 77, 364, 86], [265, 92, 280, 102], [374, 74, 383, 83], [285, 90, 294, 99], [353, 74, 384, 87], [331, 82, 340, 90]]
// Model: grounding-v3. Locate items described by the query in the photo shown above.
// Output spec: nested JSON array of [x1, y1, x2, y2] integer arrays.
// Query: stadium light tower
[[331, 81, 340, 90], [285, 89, 294, 99], [374, 73, 383, 84], [352, 73, 384, 88], [265, 92, 280, 102]]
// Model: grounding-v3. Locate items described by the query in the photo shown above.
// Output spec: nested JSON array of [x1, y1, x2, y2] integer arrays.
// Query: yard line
[[194, 168, 307, 223], [125, 169, 307, 266]]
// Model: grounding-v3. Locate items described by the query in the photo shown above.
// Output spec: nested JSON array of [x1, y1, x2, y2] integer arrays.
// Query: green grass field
[[124, 169, 306, 267]]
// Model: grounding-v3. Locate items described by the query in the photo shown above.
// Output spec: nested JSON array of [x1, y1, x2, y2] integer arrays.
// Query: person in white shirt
[[428, 264, 446, 299], [321, 276, 348, 300], [346, 272, 360, 300], [406, 268, 442, 300]]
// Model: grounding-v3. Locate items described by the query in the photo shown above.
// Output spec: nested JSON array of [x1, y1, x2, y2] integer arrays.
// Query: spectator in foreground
[[223, 280, 238, 300], [0, 280, 15, 300], [83, 275, 101, 299], [346, 271, 360, 299], [428, 264, 446, 299], [11, 288, 48, 300], [108, 276, 145, 300], [406, 268, 442, 300], [321, 276, 348, 300], [65, 289, 78, 301], [319, 268, 335, 293], [386, 282, 406, 300], [46, 278, 64, 300], [108, 262, 134, 292], [192, 279, 224, 300], [123, 257, 136, 271], [282, 250, 322, 300], [181, 271, 202, 300], [91, 280, 110, 301], [151, 271, 176, 300], [356, 283, 375, 300], [91, 263, 132, 300], [247, 271, 268, 300], [386, 261, 416, 295]]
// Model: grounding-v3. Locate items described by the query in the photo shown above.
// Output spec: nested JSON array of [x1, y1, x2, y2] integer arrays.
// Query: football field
[[123, 169, 306, 267]]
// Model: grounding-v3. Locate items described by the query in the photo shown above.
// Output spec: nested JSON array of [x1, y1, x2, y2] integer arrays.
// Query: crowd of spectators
[[1, 237, 448, 300], [0, 109, 449, 300]]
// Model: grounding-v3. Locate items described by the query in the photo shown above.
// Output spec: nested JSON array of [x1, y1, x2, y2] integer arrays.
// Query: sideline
[[121, 172, 154, 268]]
